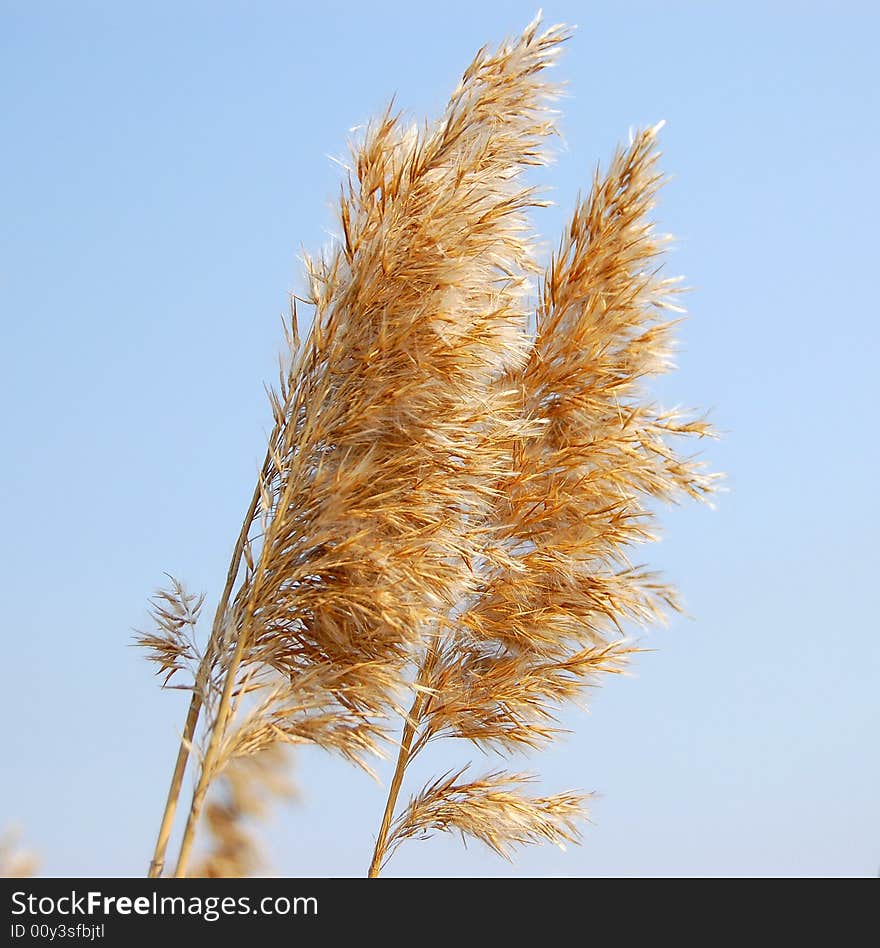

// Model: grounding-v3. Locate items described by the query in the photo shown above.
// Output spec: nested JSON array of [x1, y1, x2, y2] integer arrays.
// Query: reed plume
[[140, 14, 571, 877], [367, 120, 717, 875]]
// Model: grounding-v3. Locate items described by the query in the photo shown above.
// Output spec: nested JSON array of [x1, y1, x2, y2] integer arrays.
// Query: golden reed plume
[[368, 118, 717, 875], [138, 14, 717, 878]]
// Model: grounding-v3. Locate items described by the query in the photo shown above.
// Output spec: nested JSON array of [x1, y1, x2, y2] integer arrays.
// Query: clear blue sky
[[1, 1, 877, 878]]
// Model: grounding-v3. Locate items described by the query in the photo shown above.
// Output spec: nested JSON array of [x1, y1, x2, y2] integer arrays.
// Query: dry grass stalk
[[140, 15, 570, 877], [141, 470, 269, 877], [367, 117, 718, 875]]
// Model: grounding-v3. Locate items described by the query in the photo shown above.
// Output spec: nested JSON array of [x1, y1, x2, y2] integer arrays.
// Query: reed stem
[[147, 453, 268, 878], [368, 643, 438, 877], [173, 436, 292, 877], [172, 624, 250, 877], [368, 693, 424, 878]]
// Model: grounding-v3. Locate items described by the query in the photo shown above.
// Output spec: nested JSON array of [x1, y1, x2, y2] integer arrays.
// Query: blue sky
[[1, 1, 877, 877]]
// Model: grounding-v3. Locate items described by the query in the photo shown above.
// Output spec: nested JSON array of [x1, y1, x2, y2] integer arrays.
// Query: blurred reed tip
[[193, 746, 294, 879], [0, 828, 38, 878]]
